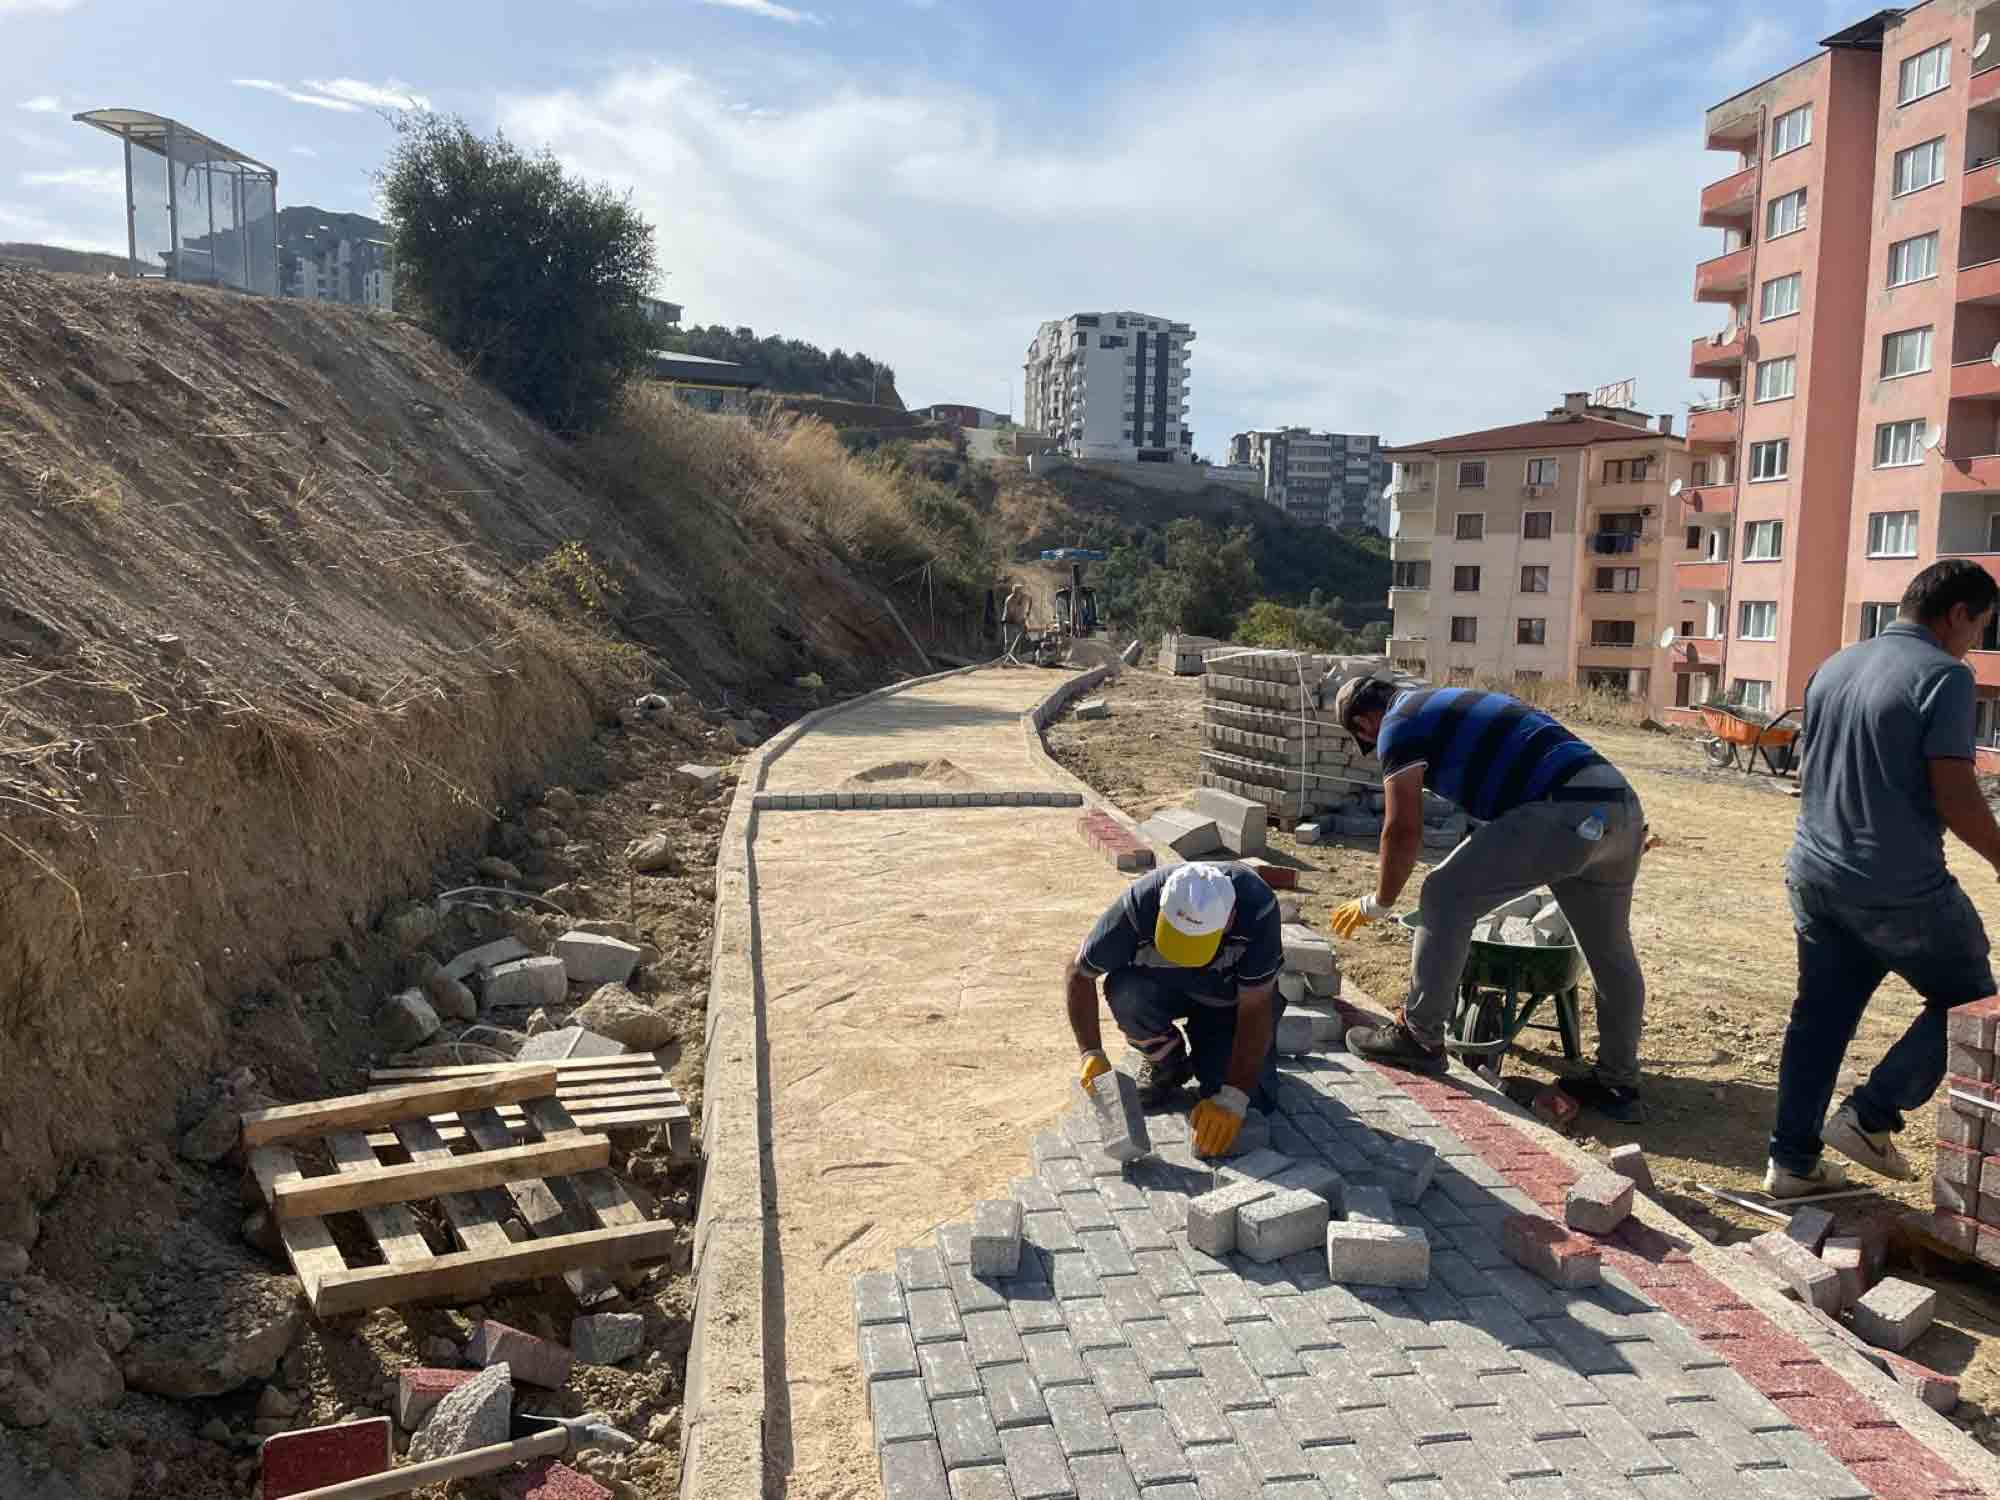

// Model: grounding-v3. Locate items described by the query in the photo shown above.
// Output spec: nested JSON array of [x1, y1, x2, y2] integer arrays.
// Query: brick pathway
[[854, 1047, 1992, 1499]]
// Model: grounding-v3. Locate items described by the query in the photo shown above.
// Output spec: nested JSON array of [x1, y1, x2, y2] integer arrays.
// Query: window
[[1735, 679, 1773, 712], [1867, 509, 1919, 557], [1458, 460, 1487, 489], [1685, 525, 1702, 551], [1391, 561, 1430, 589], [1899, 40, 1950, 104], [1743, 519, 1784, 560], [1892, 137, 1947, 196], [1760, 272, 1801, 321], [1874, 418, 1929, 467], [1750, 439, 1790, 481], [1860, 602, 1899, 639], [1602, 458, 1655, 483], [1990, 512, 2000, 553], [1526, 458, 1559, 486], [1453, 565, 1482, 592], [1517, 618, 1546, 645], [1595, 567, 1641, 592], [1516, 670, 1543, 683], [1692, 460, 1712, 484], [1754, 356, 1797, 402], [1520, 564, 1549, 593], [1523, 511, 1552, 540], [1771, 104, 1812, 157], [1976, 698, 2000, 749], [1739, 601, 1778, 640], [1455, 513, 1485, 540], [1450, 616, 1477, 644], [1767, 188, 1807, 239], [1888, 231, 1939, 287], [1590, 620, 1637, 647]]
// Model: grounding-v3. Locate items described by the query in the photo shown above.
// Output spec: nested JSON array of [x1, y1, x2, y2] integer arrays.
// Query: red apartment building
[[1691, 4, 2000, 756]]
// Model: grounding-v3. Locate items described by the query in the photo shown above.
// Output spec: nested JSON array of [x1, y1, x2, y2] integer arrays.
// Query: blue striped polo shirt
[[1373, 688, 1606, 821]]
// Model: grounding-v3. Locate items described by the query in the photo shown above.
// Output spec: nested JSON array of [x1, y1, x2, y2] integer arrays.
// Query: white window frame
[[1525, 457, 1559, 486], [1520, 564, 1550, 594], [1736, 678, 1773, 712], [1899, 41, 1950, 105], [1449, 615, 1477, 644], [1760, 272, 1801, 321], [1881, 326, 1933, 379], [1860, 602, 1898, 639], [1874, 418, 1929, 468], [1738, 601, 1778, 641], [1770, 104, 1812, 157], [1457, 460, 1487, 489], [1455, 512, 1485, 541], [1892, 136, 1947, 197], [1976, 697, 2000, 750], [1754, 356, 1797, 403], [1866, 509, 1919, 558], [1887, 231, 1939, 288], [1743, 519, 1783, 561], [1766, 188, 1807, 240], [1522, 510, 1553, 541], [1748, 439, 1790, 482]]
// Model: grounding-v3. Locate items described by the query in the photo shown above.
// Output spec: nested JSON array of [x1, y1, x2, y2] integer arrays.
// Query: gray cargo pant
[[1403, 767, 1648, 1087]]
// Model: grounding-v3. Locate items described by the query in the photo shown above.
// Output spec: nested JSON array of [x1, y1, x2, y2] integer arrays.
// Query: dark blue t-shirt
[[1076, 863, 1281, 1001], [1375, 688, 1605, 820]]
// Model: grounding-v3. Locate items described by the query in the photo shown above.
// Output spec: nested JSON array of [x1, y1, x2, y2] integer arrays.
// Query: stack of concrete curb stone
[[1157, 633, 1223, 676], [1934, 995, 2000, 1268], [1196, 650, 1391, 825]]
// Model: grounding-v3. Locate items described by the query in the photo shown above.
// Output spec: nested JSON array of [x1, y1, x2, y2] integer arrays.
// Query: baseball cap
[[1153, 863, 1236, 968]]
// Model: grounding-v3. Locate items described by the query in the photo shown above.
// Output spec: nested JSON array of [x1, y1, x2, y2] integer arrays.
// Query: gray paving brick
[[1044, 1384, 1119, 1457], [1531, 1435, 1642, 1494], [1367, 1371, 1469, 1443], [1592, 1372, 1695, 1440], [999, 1423, 1075, 1500], [882, 1438, 949, 1499], [856, 1270, 907, 1325], [1063, 1190, 1117, 1233], [1098, 1177, 1149, 1212], [1043, 1158, 1093, 1193], [1023, 1328, 1091, 1388], [1409, 1347, 1501, 1411], [949, 1462, 1018, 1500], [1156, 1376, 1233, 1445], [1236, 1318, 1307, 1379], [1113, 1209, 1174, 1254], [1165, 1293, 1235, 1349], [1359, 1290, 1450, 1351], [1238, 1254, 1309, 1296], [1477, 1370, 1583, 1441], [1673, 1361, 1796, 1433], [1133, 1247, 1200, 1300], [954, 1263, 1009, 1314], [1667, 1394, 1783, 1469], [1265, 1372, 1350, 1448], [900, 1246, 952, 1292], [1515, 1344, 1604, 1408], [1230, 1404, 1316, 1482], [1202, 1275, 1270, 1325], [1570, 1401, 1674, 1476], [1532, 1312, 1628, 1378], [1485, 1265, 1566, 1320], [1305, 1281, 1378, 1323], [941, 1222, 976, 1264], [1341, 1404, 1438, 1482], [1299, 1345, 1390, 1408], [1028, 1210, 1083, 1256], [1015, 1176, 1062, 1214], [1148, 1189, 1192, 1233], [1266, 1294, 1339, 1352], [1438, 1223, 1509, 1269], [1125, 1317, 1199, 1380], [1186, 1441, 1260, 1497], [1083, 1344, 1156, 1413], [966, 1308, 1028, 1368], [1065, 1298, 1124, 1352], [1323, 1316, 1414, 1377], [983, 1360, 1049, 1430], [1412, 1193, 1472, 1229], [1426, 1252, 1488, 1300], [1035, 1129, 1080, 1168], [863, 1321, 922, 1381], [872, 1375, 937, 1444], [1174, 1231, 1233, 1277], [923, 1339, 984, 1400], [1304, 1440, 1395, 1499], [1261, 1480, 1331, 1500], [1067, 1452, 1142, 1500], [1459, 1406, 1560, 1481], [1011, 1281, 1068, 1335], [937, 1395, 1006, 1469], [1194, 1344, 1274, 1410], [1053, 1252, 1102, 1301], [1564, 1287, 1654, 1343], [1460, 1295, 1548, 1352], [1101, 1274, 1160, 1324], [910, 1287, 965, 1345], [1079, 1228, 1139, 1278], [1751, 1430, 1876, 1499], [1109, 1407, 1192, 1486], [1075, 1145, 1127, 1178], [1646, 1434, 1776, 1493]]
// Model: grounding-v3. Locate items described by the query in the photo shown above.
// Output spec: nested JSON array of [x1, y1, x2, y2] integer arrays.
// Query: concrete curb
[[1019, 662, 1184, 870], [750, 788, 1082, 810]]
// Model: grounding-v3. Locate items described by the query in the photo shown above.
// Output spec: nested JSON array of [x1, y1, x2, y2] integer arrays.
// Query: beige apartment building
[[1385, 396, 1692, 708]]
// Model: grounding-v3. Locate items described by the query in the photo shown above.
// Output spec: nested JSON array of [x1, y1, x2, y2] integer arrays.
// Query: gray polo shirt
[[1787, 620, 1978, 901]]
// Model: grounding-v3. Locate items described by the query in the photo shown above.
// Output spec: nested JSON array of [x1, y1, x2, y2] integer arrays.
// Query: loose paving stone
[[1078, 1071, 1152, 1163], [1500, 1215, 1600, 1289], [1239, 1189, 1332, 1264], [1563, 1171, 1634, 1236], [465, 1320, 572, 1389], [1819, 1237, 1866, 1308], [1343, 1185, 1397, 1225], [1851, 1276, 1936, 1352], [1188, 1179, 1278, 1257], [974, 1199, 1026, 1278], [1326, 1221, 1430, 1289], [1744, 1230, 1843, 1315], [1783, 1205, 1836, 1254]]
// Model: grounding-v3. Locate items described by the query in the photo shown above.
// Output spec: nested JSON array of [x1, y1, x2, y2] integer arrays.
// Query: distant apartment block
[[1228, 429, 1391, 530], [281, 216, 394, 310], [1384, 394, 1690, 708], [1023, 312, 1195, 463], [1688, 6, 2000, 756]]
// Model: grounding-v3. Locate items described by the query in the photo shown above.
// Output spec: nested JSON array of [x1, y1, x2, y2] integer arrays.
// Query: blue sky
[[5, 0, 1869, 451]]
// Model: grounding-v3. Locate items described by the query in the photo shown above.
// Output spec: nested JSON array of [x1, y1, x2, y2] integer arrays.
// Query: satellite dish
[[1668, 479, 1684, 497], [1925, 425, 1947, 452], [1978, 31, 1992, 59], [1990, 342, 2000, 368], [1658, 627, 1678, 650]]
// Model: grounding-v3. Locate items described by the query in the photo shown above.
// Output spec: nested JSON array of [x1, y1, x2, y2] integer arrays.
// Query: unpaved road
[[1045, 663, 2000, 1456]]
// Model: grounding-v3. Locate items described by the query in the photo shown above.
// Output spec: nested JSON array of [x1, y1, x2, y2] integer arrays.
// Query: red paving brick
[[261, 1418, 393, 1500]]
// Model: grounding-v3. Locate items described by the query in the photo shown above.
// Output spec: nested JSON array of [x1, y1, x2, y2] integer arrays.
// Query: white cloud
[[20, 166, 122, 194], [300, 77, 432, 111], [695, 0, 817, 24], [499, 5, 1717, 447], [0, 0, 82, 14], [290, 145, 319, 158], [17, 95, 61, 113], [234, 78, 360, 112]]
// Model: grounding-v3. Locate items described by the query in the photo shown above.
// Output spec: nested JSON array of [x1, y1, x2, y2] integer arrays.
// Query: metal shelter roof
[[72, 108, 277, 179]]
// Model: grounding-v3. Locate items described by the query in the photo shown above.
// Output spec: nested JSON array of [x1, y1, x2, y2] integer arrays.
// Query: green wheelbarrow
[[1399, 913, 1586, 1061]]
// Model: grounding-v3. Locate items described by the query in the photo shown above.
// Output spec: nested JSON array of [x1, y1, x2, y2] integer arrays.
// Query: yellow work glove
[[1079, 1050, 1112, 1089], [1329, 894, 1388, 939], [1190, 1085, 1249, 1157]]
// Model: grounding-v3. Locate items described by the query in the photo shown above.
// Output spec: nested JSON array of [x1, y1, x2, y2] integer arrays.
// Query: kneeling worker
[[1067, 862, 1286, 1157], [1328, 679, 1648, 1120]]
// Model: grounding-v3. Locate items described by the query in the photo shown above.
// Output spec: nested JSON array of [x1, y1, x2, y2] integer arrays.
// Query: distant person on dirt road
[[1067, 862, 1287, 1158], [1327, 678, 1649, 1122], [1001, 582, 1032, 664], [1766, 559, 2000, 1199]]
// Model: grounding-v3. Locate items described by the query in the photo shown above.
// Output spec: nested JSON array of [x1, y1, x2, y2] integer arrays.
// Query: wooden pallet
[[365, 1050, 692, 1159], [242, 1070, 677, 1317]]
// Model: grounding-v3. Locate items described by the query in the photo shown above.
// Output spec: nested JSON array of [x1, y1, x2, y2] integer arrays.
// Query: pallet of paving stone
[[242, 1070, 676, 1317], [1202, 701, 1336, 739], [1200, 747, 1383, 793], [1197, 770, 1310, 822], [1933, 997, 2000, 1265], [364, 1052, 691, 1159], [1158, 633, 1222, 675]]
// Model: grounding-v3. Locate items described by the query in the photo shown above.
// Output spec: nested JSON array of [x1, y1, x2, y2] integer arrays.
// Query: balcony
[[1687, 397, 1740, 446], [1695, 245, 1753, 302], [1389, 535, 1431, 559], [1705, 111, 1758, 154], [1699, 165, 1758, 229], [1960, 256, 2000, 305], [1690, 326, 1746, 377], [1943, 453, 2000, 492], [1668, 636, 1725, 669], [1584, 530, 1658, 558], [1676, 558, 1730, 591], [1953, 357, 2000, 401], [1967, 163, 2000, 210], [1681, 479, 1736, 515], [1974, 64, 2000, 112]]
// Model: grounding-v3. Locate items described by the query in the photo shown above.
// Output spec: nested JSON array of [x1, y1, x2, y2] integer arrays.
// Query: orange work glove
[[1190, 1086, 1249, 1157]]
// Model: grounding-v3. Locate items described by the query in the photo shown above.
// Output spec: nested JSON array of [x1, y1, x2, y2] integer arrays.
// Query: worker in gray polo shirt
[[1768, 559, 2000, 1198]]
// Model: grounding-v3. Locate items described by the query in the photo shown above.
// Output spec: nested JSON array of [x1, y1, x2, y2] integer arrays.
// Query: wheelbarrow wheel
[[1451, 989, 1506, 1052], [1704, 736, 1737, 769]]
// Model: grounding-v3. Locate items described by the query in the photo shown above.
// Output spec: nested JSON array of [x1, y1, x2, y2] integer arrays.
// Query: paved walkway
[[753, 668, 1993, 1500]]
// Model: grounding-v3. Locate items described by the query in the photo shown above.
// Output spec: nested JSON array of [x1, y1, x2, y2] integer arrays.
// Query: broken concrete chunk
[[482, 955, 569, 1009], [395, 1368, 476, 1430], [409, 1361, 511, 1461], [422, 962, 479, 1022], [465, 1320, 572, 1389], [1134, 809, 1224, 857], [672, 764, 727, 796], [627, 833, 679, 874], [1073, 698, 1110, 721], [554, 930, 643, 986], [377, 990, 441, 1051], [1852, 1277, 1936, 1352], [443, 937, 533, 983], [570, 1312, 645, 1366], [516, 1025, 627, 1062], [570, 985, 671, 1049]]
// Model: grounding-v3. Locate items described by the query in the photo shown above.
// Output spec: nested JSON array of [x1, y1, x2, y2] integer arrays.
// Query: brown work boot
[[1135, 1048, 1194, 1107]]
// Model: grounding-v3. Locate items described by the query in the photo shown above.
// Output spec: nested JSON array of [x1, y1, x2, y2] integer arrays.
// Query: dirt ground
[[5, 698, 759, 1499], [1044, 664, 2000, 1456]]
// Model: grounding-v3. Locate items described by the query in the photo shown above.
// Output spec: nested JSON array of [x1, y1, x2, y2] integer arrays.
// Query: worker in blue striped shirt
[[1326, 680, 1648, 1120]]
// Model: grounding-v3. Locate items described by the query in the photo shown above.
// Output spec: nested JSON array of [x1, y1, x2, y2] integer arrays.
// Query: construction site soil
[[1045, 662, 2000, 1460]]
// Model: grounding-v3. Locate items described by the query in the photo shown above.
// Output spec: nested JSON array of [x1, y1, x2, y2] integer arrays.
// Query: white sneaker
[[1763, 1158, 1849, 1199], [1821, 1102, 1915, 1182]]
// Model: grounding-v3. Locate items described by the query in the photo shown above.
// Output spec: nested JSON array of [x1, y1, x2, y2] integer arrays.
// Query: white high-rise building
[[1022, 312, 1195, 463]]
